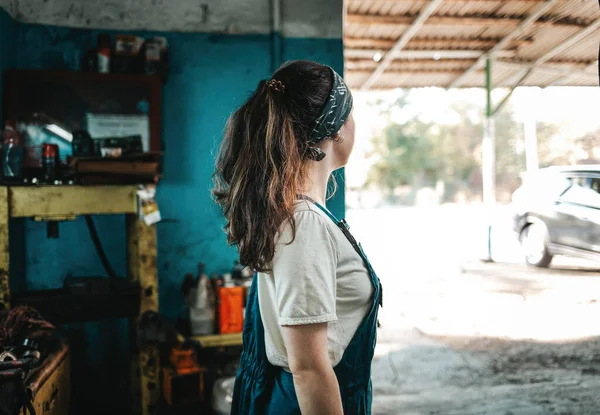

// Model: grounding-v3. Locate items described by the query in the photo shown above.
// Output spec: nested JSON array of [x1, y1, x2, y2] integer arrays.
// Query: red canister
[[42, 143, 59, 184]]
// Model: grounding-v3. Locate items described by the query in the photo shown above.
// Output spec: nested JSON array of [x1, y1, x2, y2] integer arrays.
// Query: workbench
[[191, 333, 243, 348], [0, 185, 159, 415], [20, 342, 70, 415]]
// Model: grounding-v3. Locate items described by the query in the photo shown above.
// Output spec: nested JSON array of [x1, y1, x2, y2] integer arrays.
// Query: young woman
[[213, 60, 382, 415]]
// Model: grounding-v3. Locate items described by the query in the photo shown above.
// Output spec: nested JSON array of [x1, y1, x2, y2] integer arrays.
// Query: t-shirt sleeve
[[272, 210, 338, 326]]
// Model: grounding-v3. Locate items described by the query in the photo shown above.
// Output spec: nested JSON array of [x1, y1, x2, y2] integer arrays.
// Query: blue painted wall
[[0, 12, 344, 411], [8, 22, 345, 319]]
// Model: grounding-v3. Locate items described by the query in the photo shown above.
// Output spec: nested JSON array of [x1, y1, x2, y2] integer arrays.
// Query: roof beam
[[534, 21, 600, 66], [492, 68, 533, 115], [349, 0, 547, 3], [347, 62, 595, 79], [346, 13, 587, 29], [447, 0, 561, 88], [347, 56, 594, 72], [346, 58, 475, 70], [349, 69, 463, 76], [360, 0, 444, 91], [550, 60, 599, 85], [497, 60, 596, 73], [496, 60, 598, 86], [346, 49, 516, 60], [499, 19, 600, 86], [346, 57, 473, 64], [344, 37, 534, 50]]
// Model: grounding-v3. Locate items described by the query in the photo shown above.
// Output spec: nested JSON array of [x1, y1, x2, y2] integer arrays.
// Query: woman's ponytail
[[213, 60, 333, 271]]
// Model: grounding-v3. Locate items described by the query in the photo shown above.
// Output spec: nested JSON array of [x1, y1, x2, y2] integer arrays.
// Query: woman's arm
[[282, 323, 343, 415]]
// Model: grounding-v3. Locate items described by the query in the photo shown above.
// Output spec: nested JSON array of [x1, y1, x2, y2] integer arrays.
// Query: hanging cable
[[85, 215, 117, 279]]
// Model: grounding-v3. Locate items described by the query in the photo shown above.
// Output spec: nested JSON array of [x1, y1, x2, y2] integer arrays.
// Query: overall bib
[[231, 201, 383, 415]]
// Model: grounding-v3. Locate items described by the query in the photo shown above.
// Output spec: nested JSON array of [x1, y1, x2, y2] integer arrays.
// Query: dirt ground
[[372, 325, 600, 414], [346, 205, 600, 415]]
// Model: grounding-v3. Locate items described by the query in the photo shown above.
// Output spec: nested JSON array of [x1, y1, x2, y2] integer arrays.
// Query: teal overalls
[[231, 200, 383, 414]]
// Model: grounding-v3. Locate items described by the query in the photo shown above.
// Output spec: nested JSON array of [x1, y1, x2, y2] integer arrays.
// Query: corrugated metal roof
[[345, 0, 600, 89], [555, 31, 600, 62], [546, 0, 599, 23], [347, 71, 459, 89], [414, 25, 513, 39], [515, 26, 581, 60]]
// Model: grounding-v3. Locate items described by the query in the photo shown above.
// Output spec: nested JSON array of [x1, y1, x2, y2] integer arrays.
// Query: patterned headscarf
[[308, 67, 353, 144]]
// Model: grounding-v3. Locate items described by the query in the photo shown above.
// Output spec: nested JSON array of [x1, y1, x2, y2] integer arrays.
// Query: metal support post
[[482, 58, 496, 262], [128, 215, 160, 415]]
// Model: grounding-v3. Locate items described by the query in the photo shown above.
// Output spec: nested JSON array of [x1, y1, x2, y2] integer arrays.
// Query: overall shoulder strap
[[296, 195, 340, 224]]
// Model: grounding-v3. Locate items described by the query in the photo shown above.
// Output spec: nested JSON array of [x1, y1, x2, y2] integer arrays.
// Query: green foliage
[[364, 90, 587, 203], [366, 93, 484, 200], [366, 120, 437, 190]]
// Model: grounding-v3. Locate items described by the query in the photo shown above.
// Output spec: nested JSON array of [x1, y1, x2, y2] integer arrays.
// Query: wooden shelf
[[4, 69, 163, 155], [6, 69, 161, 86], [191, 333, 243, 348]]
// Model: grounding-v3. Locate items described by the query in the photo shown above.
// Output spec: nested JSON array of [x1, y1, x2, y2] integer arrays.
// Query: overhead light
[[45, 124, 73, 142], [433, 53, 441, 61], [373, 52, 383, 62]]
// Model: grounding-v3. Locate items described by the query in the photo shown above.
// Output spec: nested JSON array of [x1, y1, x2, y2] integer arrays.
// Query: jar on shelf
[[2, 121, 23, 182]]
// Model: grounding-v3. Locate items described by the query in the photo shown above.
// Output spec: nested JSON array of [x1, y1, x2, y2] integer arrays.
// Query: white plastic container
[[190, 275, 216, 335], [223, 273, 234, 287], [212, 376, 235, 415], [190, 307, 214, 335]]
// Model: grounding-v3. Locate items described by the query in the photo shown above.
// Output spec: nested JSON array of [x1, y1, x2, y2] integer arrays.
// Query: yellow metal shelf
[[4, 185, 138, 218], [191, 333, 243, 348], [0, 184, 159, 415]]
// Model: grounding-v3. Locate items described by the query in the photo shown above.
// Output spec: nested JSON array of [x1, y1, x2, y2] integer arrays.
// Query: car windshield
[[525, 170, 572, 199]]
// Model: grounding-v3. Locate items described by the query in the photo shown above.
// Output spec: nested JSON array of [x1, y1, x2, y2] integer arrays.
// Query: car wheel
[[520, 222, 553, 268]]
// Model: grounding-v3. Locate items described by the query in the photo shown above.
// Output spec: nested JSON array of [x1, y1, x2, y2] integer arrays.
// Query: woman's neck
[[302, 161, 334, 206]]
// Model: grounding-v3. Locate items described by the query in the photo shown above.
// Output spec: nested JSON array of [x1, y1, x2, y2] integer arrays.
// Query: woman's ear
[[331, 131, 345, 143]]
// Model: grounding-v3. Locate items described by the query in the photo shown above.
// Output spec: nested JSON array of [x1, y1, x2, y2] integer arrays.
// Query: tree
[[365, 95, 484, 201], [494, 101, 525, 198], [536, 121, 562, 167], [366, 120, 437, 192], [362, 90, 573, 204]]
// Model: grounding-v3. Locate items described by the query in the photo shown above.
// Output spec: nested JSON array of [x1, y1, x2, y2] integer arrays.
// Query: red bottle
[[97, 34, 111, 73], [42, 143, 59, 184]]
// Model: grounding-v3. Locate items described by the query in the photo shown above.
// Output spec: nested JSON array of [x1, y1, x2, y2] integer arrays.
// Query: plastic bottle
[[2, 121, 23, 181], [222, 273, 233, 287], [42, 143, 59, 184], [232, 261, 243, 281], [190, 263, 216, 335], [196, 263, 216, 309], [211, 272, 222, 334], [97, 34, 112, 73]]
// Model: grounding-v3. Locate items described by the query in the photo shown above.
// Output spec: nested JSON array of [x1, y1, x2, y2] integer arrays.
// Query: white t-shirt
[[257, 200, 373, 369]]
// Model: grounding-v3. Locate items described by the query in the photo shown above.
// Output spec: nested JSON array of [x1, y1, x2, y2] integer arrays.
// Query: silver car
[[512, 166, 600, 267]]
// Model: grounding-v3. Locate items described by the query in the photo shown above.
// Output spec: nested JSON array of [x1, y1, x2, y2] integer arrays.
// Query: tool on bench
[[0, 338, 41, 415], [0, 338, 41, 372]]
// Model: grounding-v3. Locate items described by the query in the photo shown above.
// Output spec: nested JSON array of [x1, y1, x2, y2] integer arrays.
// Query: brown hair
[[212, 60, 333, 272]]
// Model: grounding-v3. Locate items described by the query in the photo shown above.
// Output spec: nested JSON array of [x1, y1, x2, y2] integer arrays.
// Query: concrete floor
[[346, 205, 600, 415]]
